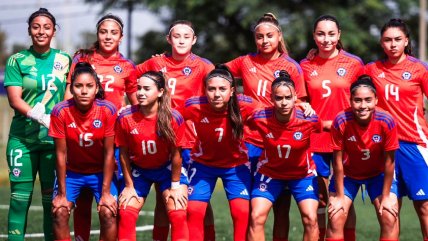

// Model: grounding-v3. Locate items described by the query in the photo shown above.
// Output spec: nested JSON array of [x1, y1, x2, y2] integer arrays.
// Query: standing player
[[248, 71, 329, 241], [184, 65, 258, 241], [300, 14, 364, 240], [116, 71, 188, 241], [136, 20, 215, 241], [365, 18, 428, 239], [49, 62, 117, 241], [225, 12, 310, 241], [3, 8, 71, 241], [64, 14, 138, 241], [327, 75, 399, 241]]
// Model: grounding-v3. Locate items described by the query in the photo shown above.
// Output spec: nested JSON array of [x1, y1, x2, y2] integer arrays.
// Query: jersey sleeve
[[238, 95, 260, 121], [383, 118, 399, 151], [420, 64, 428, 98], [4, 55, 23, 87], [49, 106, 66, 139], [225, 56, 243, 78], [104, 107, 117, 137], [115, 116, 128, 147], [135, 59, 153, 77], [125, 65, 138, 95], [172, 110, 186, 147], [330, 117, 344, 150]]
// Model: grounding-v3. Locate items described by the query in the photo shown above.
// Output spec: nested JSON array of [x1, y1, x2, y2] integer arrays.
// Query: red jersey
[[115, 106, 185, 169], [226, 53, 306, 147], [331, 108, 399, 180], [300, 50, 364, 152], [67, 51, 137, 110], [136, 53, 214, 149], [181, 95, 258, 168], [248, 107, 321, 179], [49, 99, 117, 174], [365, 56, 428, 146]]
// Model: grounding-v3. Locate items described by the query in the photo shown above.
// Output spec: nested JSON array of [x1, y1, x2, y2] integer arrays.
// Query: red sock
[[168, 209, 189, 241], [73, 193, 93, 241], [273, 238, 289, 241], [344, 228, 355, 241], [118, 206, 139, 241], [318, 228, 326, 241], [229, 198, 249, 241], [424, 239, 428, 241], [204, 225, 215, 241], [325, 239, 344, 241], [188, 201, 208, 241], [152, 226, 169, 241]]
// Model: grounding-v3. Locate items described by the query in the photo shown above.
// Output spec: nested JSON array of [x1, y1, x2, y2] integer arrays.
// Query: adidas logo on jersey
[[265, 132, 274, 138], [416, 189, 426, 196], [310, 70, 318, 77], [201, 117, 209, 123], [306, 185, 314, 191], [378, 72, 385, 78], [240, 189, 249, 196], [347, 136, 356, 142], [130, 128, 139, 134], [67, 122, 77, 128], [249, 67, 257, 73]]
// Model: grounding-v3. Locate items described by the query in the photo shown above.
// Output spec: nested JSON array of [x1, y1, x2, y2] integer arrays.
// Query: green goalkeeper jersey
[[4, 47, 71, 144]]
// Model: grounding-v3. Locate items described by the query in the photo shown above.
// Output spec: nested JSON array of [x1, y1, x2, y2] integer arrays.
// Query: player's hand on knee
[[165, 187, 188, 210], [52, 194, 71, 215], [378, 194, 398, 218], [328, 195, 346, 219], [119, 186, 140, 209], [98, 193, 118, 216]]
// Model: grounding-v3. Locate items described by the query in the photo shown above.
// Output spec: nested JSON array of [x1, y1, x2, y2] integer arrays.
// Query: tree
[[89, 0, 421, 64]]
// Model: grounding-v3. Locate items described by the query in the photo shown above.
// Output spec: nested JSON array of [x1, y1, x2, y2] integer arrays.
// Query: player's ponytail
[[71, 62, 105, 100], [139, 71, 176, 145], [313, 14, 344, 50], [205, 64, 244, 140], [254, 13, 288, 55], [271, 70, 295, 93]]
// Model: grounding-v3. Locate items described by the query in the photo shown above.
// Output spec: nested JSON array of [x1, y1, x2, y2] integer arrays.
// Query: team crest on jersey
[[259, 182, 268, 192], [54, 61, 64, 70], [182, 67, 192, 76], [274, 70, 281, 78], [337, 67, 346, 77], [93, 119, 102, 128], [114, 65, 123, 73], [402, 71, 412, 80], [12, 168, 21, 177], [293, 131, 303, 140], [188, 186, 194, 195], [372, 134, 382, 143]]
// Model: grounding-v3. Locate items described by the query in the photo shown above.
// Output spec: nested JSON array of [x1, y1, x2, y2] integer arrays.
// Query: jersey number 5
[[321, 80, 331, 98]]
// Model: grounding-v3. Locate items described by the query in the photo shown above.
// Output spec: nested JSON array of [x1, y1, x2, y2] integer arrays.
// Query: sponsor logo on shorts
[[416, 189, 426, 196], [306, 185, 314, 192], [182, 67, 192, 76], [372, 134, 382, 143], [114, 65, 123, 73], [402, 71, 411, 80], [337, 67, 346, 77], [259, 182, 268, 192], [93, 119, 102, 128], [12, 168, 21, 177], [240, 189, 249, 196], [293, 131, 303, 140]]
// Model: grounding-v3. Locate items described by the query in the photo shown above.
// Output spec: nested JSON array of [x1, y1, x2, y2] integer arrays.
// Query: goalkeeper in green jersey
[[3, 8, 71, 241]]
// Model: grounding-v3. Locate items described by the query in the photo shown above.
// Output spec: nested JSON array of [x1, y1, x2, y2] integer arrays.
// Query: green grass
[[0, 181, 423, 241]]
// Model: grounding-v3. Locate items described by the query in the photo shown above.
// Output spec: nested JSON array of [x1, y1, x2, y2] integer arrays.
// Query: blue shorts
[[53, 170, 118, 204], [245, 142, 263, 174], [128, 164, 173, 198], [187, 161, 251, 202], [329, 174, 398, 202], [312, 152, 332, 177], [251, 172, 318, 203], [395, 141, 428, 200], [180, 149, 191, 185]]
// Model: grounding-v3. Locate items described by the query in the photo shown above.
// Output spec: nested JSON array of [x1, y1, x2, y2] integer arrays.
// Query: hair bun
[[38, 8, 49, 12], [75, 62, 92, 69], [278, 70, 290, 79]]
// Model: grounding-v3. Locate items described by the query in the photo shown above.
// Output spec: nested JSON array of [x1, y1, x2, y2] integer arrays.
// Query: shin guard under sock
[[8, 182, 33, 241], [229, 199, 250, 241], [168, 209, 189, 241], [188, 201, 208, 241], [118, 206, 139, 241]]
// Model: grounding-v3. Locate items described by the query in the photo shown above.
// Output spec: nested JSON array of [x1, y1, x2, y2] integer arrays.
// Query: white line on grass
[[0, 225, 154, 238], [0, 204, 154, 216]]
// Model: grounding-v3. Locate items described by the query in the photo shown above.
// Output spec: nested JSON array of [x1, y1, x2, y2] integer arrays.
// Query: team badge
[[182, 67, 192, 76], [12, 168, 21, 177], [293, 131, 303, 140], [372, 134, 382, 143], [402, 71, 411, 80], [259, 182, 268, 192], [54, 61, 63, 70], [132, 169, 141, 177], [337, 67, 346, 77], [188, 186, 194, 195], [274, 70, 281, 78], [114, 65, 123, 73], [93, 119, 102, 128]]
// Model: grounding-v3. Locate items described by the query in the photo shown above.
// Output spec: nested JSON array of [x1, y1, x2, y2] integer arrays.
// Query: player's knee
[[380, 212, 397, 230], [99, 207, 117, 226], [250, 209, 268, 227], [53, 207, 70, 223], [301, 211, 318, 229]]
